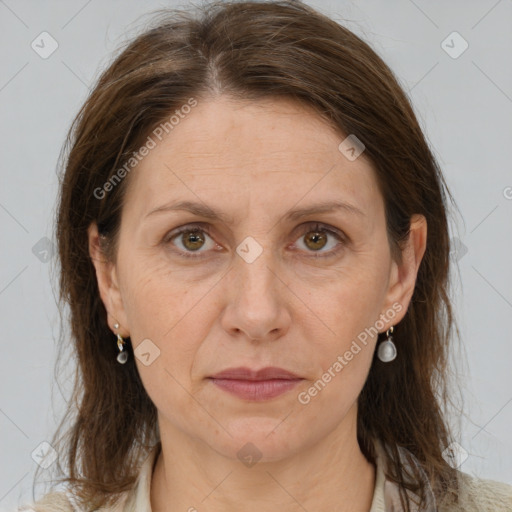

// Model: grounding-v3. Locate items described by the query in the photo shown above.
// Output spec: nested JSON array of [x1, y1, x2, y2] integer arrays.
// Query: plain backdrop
[[1, 0, 511, 510]]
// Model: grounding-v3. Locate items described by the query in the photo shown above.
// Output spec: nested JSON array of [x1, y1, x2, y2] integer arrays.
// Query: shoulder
[[440, 471, 512, 512], [15, 444, 159, 512], [16, 489, 130, 512], [17, 491, 75, 512]]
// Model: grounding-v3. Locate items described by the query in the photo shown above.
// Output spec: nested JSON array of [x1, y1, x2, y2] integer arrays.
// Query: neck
[[150, 406, 376, 512]]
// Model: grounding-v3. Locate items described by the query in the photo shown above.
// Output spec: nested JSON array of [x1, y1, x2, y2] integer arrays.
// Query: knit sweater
[[17, 440, 512, 511]]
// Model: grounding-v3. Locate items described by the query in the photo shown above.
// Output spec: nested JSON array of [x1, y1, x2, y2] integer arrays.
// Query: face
[[90, 95, 425, 462]]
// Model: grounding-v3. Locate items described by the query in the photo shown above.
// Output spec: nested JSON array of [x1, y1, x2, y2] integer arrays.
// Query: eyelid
[[291, 222, 347, 258], [163, 221, 347, 258]]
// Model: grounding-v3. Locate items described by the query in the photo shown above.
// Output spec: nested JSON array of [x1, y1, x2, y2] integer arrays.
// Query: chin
[[202, 415, 307, 463]]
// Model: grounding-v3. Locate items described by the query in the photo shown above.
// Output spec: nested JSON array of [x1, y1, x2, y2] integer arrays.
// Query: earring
[[114, 322, 128, 364], [377, 326, 397, 362]]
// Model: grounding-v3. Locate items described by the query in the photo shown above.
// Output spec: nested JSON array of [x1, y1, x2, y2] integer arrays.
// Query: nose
[[219, 245, 291, 342]]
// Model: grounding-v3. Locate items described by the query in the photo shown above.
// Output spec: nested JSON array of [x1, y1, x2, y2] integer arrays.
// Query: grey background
[[1, 0, 511, 510]]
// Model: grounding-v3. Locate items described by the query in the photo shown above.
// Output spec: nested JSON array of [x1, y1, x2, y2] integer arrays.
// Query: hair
[[38, 1, 465, 510]]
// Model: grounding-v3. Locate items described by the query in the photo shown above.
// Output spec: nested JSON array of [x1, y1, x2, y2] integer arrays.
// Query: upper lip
[[209, 366, 302, 381]]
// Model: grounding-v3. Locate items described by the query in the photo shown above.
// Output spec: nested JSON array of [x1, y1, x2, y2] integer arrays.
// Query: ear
[[87, 222, 130, 337], [380, 214, 427, 328]]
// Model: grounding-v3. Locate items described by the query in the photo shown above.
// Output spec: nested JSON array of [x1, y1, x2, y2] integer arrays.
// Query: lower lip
[[209, 378, 303, 401]]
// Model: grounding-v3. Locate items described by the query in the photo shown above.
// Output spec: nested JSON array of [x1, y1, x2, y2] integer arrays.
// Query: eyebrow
[[144, 199, 365, 224]]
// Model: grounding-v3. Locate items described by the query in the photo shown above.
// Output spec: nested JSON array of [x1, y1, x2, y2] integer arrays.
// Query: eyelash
[[163, 222, 346, 260]]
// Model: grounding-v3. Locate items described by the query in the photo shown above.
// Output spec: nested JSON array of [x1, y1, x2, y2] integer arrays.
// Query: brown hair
[[40, 1, 464, 510]]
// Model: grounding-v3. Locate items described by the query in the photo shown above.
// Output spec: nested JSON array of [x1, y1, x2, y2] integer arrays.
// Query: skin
[[88, 95, 427, 512]]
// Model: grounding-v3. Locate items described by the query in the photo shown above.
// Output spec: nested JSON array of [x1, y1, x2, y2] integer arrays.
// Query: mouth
[[207, 366, 304, 401]]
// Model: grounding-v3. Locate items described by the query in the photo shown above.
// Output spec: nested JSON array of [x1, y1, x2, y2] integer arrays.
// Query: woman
[[18, 1, 512, 511]]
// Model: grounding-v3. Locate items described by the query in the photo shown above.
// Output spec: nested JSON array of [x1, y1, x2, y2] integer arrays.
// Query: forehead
[[124, 96, 382, 223]]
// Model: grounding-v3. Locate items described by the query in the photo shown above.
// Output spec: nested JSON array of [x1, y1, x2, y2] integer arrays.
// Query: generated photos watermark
[[93, 97, 198, 200], [297, 302, 403, 405]]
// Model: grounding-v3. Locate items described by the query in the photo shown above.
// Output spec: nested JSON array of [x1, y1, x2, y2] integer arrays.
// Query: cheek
[[116, 259, 186, 379], [304, 263, 387, 344], [118, 253, 216, 371], [118, 261, 210, 419], [294, 259, 388, 394], [119, 249, 198, 333], [121, 267, 173, 335], [295, 276, 382, 413]]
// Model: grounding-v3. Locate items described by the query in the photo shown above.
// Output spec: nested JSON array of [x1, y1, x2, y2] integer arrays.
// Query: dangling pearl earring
[[114, 322, 128, 364], [377, 326, 397, 362]]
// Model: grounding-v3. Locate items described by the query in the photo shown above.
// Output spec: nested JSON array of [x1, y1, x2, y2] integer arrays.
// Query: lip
[[208, 366, 304, 401], [210, 366, 301, 380]]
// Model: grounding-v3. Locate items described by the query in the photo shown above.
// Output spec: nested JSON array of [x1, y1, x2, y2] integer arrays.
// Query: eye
[[163, 222, 346, 259], [292, 222, 346, 257], [163, 224, 218, 259]]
